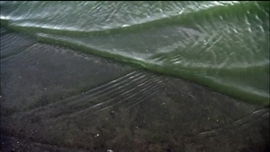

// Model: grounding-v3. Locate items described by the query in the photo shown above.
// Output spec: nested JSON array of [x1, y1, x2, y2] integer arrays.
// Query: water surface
[[1, 1, 269, 103]]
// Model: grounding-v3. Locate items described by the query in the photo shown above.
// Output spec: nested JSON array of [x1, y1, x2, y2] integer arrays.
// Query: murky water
[[1, 1, 269, 151]]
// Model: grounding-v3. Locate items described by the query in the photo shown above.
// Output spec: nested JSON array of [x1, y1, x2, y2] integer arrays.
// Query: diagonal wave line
[[70, 85, 153, 116], [126, 87, 160, 108], [93, 82, 162, 114], [49, 74, 161, 119], [197, 108, 269, 138], [103, 76, 163, 108], [17, 71, 162, 121], [61, 72, 147, 106], [42, 76, 162, 122], [57, 72, 155, 108], [17, 70, 140, 117], [44, 73, 160, 118]]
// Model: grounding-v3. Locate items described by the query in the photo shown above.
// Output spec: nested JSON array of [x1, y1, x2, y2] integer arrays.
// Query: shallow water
[[1, 2, 270, 151], [0, 31, 269, 151], [1, 1, 269, 104]]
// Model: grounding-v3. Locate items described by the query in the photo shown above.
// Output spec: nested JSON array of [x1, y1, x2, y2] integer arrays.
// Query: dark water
[[1, 1, 269, 104], [0, 2, 269, 151]]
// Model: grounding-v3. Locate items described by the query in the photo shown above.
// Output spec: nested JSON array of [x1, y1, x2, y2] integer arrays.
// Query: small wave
[[1, 1, 269, 104], [0, 1, 248, 36]]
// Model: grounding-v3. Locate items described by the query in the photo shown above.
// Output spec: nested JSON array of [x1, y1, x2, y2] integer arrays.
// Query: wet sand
[[1, 29, 269, 152]]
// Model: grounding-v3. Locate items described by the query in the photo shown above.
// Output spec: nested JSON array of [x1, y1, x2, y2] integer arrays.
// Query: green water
[[1, 1, 269, 104]]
